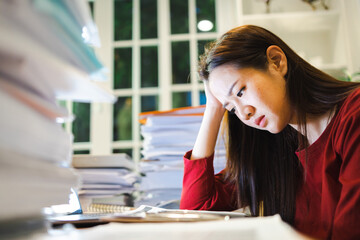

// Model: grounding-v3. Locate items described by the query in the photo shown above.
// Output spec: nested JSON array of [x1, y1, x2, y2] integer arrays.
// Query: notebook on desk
[[47, 189, 133, 227]]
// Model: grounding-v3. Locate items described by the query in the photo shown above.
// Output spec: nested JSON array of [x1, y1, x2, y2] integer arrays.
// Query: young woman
[[180, 25, 360, 239]]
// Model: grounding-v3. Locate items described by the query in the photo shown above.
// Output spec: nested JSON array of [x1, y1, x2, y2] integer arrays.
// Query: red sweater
[[180, 88, 360, 239]]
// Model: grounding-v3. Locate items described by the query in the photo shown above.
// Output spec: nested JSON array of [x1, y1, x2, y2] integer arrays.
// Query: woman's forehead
[[208, 66, 242, 100], [209, 65, 258, 84]]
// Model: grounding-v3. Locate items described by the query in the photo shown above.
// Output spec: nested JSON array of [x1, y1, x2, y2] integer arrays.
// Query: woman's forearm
[[190, 106, 224, 160]]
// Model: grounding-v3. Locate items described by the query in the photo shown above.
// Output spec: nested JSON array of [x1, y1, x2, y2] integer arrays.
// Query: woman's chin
[[267, 124, 285, 134]]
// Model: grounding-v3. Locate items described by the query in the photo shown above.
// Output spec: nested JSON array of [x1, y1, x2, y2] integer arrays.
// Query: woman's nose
[[237, 105, 254, 121]]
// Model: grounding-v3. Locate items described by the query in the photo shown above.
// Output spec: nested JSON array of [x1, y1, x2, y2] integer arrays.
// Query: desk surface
[[21, 215, 314, 240]]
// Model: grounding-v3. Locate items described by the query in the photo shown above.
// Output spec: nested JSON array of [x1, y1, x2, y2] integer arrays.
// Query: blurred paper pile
[[0, 0, 114, 234]]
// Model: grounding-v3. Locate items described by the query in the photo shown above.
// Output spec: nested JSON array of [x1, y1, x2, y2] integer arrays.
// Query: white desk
[[22, 215, 313, 240]]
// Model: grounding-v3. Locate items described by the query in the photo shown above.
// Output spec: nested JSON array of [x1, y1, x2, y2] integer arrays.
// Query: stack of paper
[[72, 154, 140, 208], [0, 0, 115, 227], [136, 106, 226, 206]]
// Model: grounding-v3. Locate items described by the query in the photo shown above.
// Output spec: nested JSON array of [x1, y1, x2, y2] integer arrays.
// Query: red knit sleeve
[[331, 91, 360, 239], [180, 150, 237, 211]]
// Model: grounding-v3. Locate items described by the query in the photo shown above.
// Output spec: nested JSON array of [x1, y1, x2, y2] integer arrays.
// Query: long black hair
[[198, 25, 360, 224]]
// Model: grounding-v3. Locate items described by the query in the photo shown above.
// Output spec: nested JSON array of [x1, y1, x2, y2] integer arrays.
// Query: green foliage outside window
[[170, 0, 189, 34], [140, 0, 157, 39], [172, 41, 190, 84], [114, 48, 132, 89], [114, 0, 133, 41], [72, 102, 91, 143], [113, 97, 132, 141], [172, 92, 191, 108]]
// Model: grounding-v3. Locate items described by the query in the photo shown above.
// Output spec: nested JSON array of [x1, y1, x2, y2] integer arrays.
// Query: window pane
[[172, 41, 190, 84], [170, 0, 189, 34], [199, 90, 206, 105], [113, 97, 132, 141], [141, 95, 158, 112], [114, 0, 132, 41], [196, 0, 216, 33], [72, 102, 91, 142], [140, 0, 157, 39], [74, 150, 90, 155], [113, 148, 133, 158], [114, 48, 132, 89], [172, 92, 191, 108], [141, 46, 158, 87]]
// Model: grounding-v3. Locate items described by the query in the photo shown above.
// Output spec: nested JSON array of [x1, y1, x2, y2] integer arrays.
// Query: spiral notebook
[[47, 189, 133, 227]]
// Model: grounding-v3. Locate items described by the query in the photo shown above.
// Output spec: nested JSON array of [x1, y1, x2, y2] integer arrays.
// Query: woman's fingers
[[204, 81, 225, 114]]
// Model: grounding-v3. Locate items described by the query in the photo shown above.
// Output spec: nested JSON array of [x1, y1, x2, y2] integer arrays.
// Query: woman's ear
[[266, 45, 287, 77]]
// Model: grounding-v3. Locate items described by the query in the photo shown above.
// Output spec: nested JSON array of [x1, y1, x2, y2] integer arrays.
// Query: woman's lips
[[254, 115, 266, 127]]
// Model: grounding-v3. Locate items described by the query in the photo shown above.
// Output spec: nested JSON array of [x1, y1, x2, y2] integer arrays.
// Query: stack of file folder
[[72, 154, 140, 210], [0, 0, 115, 234], [136, 106, 226, 207]]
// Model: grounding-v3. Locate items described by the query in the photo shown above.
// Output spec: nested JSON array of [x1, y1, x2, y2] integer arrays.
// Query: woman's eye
[[229, 108, 236, 114], [237, 87, 245, 97]]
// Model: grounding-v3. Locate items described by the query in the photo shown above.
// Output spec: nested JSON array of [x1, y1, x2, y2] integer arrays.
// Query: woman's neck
[[290, 109, 336, 145]]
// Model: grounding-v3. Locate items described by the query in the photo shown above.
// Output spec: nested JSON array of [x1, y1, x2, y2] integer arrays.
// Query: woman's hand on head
[[191, 81, 225, 160], [204, 80, 226, 115]]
